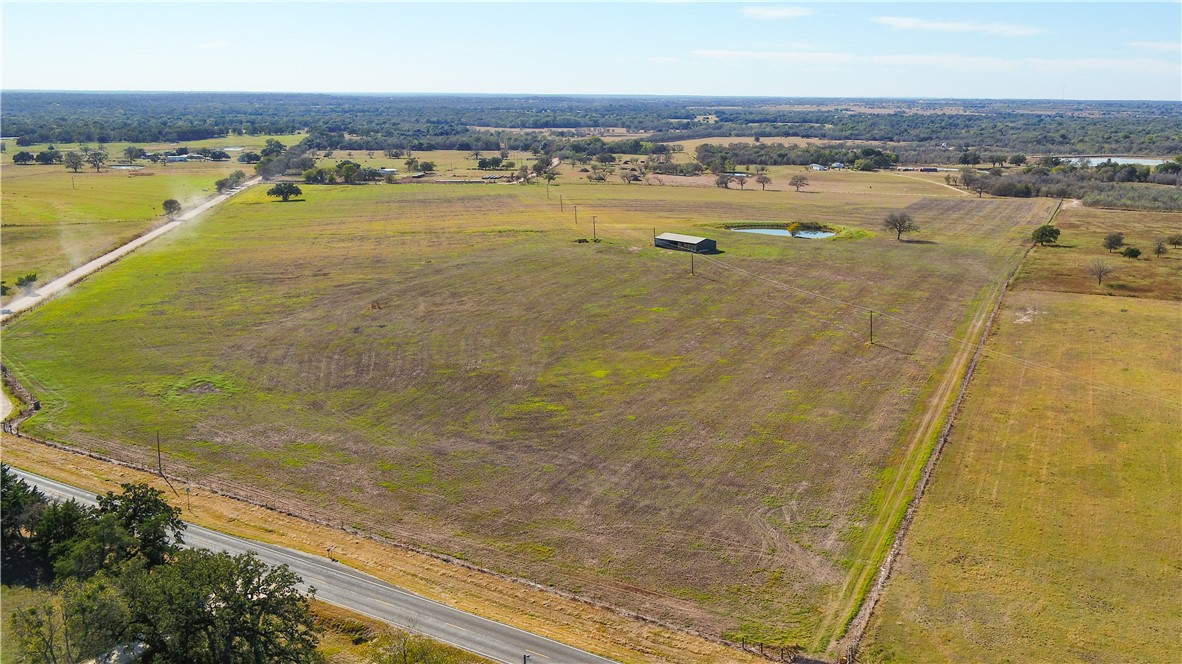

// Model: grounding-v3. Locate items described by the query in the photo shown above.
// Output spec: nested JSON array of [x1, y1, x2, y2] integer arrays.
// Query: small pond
[[733, 228, 835, 239]]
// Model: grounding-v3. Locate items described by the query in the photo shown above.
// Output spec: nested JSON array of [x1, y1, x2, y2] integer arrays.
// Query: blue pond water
[[733, 228, 835, 239]]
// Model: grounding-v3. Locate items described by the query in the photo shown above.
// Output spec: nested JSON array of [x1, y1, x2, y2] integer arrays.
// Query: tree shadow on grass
[[271, 199, 307, 203], [900, 239, 938, 244]]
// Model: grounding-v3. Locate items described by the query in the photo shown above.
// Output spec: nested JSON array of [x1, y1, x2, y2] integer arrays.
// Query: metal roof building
[[654, 232, 717, 253]]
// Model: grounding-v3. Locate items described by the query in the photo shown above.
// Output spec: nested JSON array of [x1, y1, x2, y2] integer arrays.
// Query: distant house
[[810, 163, 826, 171], [379, 168, 398, 174], [830, 162, 845, 169], [166, 155, 188, 163], [654, 232, 717, 253]]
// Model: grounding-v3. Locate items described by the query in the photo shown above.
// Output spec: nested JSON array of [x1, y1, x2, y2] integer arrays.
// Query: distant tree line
[[6, 93, 1180, 159], [695, 142, 899, 170], [961, 157, 1182, 211]]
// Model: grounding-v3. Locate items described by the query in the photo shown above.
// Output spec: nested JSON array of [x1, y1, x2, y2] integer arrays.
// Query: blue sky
[[3, 2, 1179, 100]]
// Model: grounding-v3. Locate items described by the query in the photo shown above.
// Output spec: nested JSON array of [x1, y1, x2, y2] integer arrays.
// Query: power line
[[695, 254, 1178, 407]]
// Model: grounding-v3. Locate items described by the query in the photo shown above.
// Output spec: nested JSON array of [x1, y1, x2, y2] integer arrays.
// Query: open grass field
[[0, 180, 1053, 654], [862, 206, 1182, 662], [1016, 205, 1182, 300], [1, 159, 249, 298]]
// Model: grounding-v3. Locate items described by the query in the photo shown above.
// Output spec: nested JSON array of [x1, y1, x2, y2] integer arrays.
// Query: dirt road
[[0, 178, 260, 323]]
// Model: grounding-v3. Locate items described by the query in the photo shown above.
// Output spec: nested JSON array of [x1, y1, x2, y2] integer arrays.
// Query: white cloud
[[1128, 41, 1182, 53], [871, 16, 1043, 37], [693, 49, 1177, 77], [740, 6, 816, 20], [646, 56, 677, 64]]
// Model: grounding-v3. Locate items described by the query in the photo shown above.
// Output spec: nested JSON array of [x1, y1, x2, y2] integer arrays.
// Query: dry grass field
[[1016, 205, 1182, 300], [1, 179, 1053, 654], [862, 206, 1182, 662]]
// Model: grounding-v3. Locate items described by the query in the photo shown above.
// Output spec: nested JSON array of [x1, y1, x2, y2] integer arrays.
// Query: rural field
[[862, 206, 1182, 662], [0, 134, 295, 297], [0, 174, 1055, 653]]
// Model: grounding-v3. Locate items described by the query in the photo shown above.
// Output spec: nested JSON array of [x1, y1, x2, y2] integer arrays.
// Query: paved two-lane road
[[12, 469, 616, 664]]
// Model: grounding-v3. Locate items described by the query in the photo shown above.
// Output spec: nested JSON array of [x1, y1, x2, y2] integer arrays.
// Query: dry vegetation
[[863, 205, 1182, 662], [1, 179, 1054, 654]]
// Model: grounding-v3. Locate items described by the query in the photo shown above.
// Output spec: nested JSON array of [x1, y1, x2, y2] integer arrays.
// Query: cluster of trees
[[215, 170, 248, 193], [2, 467, 320, 663], [12, 149, 62, 165], [694, 142, 899, 170], [252, 140, 317, 179], [303, 160, 384, 184], [13, 146, 109, 172], [403, 157, 436, 173], [1100, 232, 1179, 260], [959, 158, 1182, 211]]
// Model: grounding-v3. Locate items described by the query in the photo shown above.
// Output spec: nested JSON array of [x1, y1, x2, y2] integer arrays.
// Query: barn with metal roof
[[654, 233, 717, 253]]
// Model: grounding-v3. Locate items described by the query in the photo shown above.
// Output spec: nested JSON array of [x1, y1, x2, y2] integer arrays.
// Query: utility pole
[[156, 430, 163, 475], [592, 215, 597, 241], [559, 195, 563, 211], [869, 310, 875, 345], [573, 205, 578, 225], [690, 251, 695, 276]]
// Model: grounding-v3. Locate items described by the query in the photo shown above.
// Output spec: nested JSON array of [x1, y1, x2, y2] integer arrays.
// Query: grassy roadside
[[0, 435, 764, 664]]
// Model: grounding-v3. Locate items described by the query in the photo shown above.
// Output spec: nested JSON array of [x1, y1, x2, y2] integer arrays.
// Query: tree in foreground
[[1087, 259, 1114, 285], [1167, 233, 1182, 249], [1102, 232, 1125, 252], [1154, 240, 1168, 257], [882, 212, 919, 241], [1121, 246, 1141, 259], [122, 549, 319, 664], [714, 174, 733, 189], [267, 182, 303, 202], [12, 151, 35, 165], [10, 574, 130, 664], [1031, 224, 1061, 246], [96, 482, 185, 567], [63, 151, 84, 173], [162, 199, 181, 218], [789, 174, 809, 192], [755, 173, 772, 190]]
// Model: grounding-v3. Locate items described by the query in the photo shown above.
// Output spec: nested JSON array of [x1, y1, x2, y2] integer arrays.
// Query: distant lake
[[1064, 156, 1168, 166]]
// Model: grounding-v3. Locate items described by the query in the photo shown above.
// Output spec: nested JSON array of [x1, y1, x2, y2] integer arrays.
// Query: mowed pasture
[[1, 180, 1053, 651], [1016, 205, 1182, 300], [1, 159, 249, 297], [863, 291, 1181, 662], [863, 205, 1182, 662]]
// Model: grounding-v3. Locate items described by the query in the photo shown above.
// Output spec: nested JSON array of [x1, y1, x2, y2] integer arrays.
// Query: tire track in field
[[822, 198, 1063, 652]]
